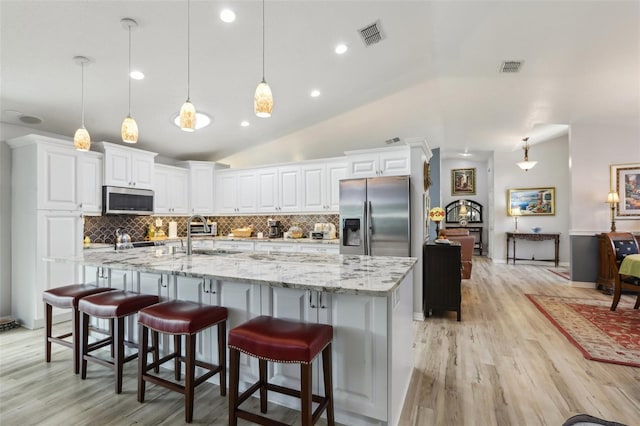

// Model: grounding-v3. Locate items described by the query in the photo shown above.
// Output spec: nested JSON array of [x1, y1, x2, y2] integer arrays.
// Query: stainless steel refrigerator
[[339, 176, 411, 256]]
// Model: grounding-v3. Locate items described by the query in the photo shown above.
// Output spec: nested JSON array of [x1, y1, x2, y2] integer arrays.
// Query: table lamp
[[606, 191, 619, 232], [429, 207, 445, 234], [511, 207, 522, 232]]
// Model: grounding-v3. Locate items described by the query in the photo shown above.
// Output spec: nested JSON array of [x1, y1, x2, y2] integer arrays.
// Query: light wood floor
[[1, 257, 639, 425]]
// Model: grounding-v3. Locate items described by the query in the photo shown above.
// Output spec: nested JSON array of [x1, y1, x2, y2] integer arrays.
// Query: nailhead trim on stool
[[228, 316, 335, 426], [43, 284, 116, 374], [137, 300, 228, 423], [78, 290, 160, 394]]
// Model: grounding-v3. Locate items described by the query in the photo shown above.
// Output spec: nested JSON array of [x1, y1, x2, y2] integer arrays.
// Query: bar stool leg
[[151, 330, 159, 374], [44, 302, 52, 363], [300, 363, 312, 425], [259, 359, 268, 413], [138, 323, 148, 403], [115, 318, 125, 394], [80, 311, 90, 379], [218, 321, 227, 396], [72, 308, 80, 374], [228, 347, 240, 426], [174, 334, 182, 381], [185, 333, 196, 423], [322, 344, 335, 426]]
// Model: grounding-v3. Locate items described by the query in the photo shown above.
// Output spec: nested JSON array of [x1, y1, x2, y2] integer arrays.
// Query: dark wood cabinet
[[423, 243, 461, 321]]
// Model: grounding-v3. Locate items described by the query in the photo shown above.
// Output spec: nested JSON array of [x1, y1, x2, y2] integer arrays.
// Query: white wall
[[492, 135, 571, 264]]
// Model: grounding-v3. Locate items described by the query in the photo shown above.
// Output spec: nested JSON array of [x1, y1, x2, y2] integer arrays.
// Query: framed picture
[[451, 168, 476, 195], [508, 187, 555, 216], [611, 163, 640, 218]]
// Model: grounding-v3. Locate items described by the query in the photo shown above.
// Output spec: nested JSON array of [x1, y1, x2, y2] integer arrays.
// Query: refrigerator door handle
[[363, 200, 368, 255], [367, 200, 373, 256]]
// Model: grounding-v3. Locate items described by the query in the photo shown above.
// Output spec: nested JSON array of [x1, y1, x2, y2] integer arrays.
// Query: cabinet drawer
[[298, 245, 339, 254], [215, 241, 255, 251], [254, 242, 298, 252]]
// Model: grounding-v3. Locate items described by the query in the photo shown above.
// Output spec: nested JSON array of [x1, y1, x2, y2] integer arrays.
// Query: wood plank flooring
[[1, 257, 639, 425]]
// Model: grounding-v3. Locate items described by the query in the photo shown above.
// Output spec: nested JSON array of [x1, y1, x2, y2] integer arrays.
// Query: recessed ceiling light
[[240, 120, 250, 127], [310, 90, 321, 98], [335, 43, 348, 54], [172, 112, 212, 130], [130, 70, 144, 80], [220, 9, 236, 23], [459, 152, 472, 157]]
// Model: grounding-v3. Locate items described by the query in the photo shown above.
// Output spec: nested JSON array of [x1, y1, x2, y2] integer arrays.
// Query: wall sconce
[[511, 206, 522, 232], [429, 207, 445, 234], [606, 191, 619, 232]]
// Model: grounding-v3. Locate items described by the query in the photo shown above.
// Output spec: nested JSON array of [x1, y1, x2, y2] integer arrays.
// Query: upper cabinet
[[78, 151, 103, 215], [178, 161, 228, 215], [154, 164, 189, 215], [257, 165, 301, 213], [346, 147, 410, 178], [36, 142, 80, 210], [300, 160, 348, 212], [215, 169, 257, 214], [97, 142, 157, 190]]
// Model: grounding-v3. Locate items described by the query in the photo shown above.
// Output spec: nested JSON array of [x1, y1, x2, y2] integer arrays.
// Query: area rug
[[548, 268, 570, 280], [526, 294, 640, 367]]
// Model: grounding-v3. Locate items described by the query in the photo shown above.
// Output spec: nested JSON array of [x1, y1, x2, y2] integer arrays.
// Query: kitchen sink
[[191, 248, 242, 256]]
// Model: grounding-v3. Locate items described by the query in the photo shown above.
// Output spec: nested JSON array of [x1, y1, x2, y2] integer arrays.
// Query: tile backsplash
[[84, 214, 339, 244]]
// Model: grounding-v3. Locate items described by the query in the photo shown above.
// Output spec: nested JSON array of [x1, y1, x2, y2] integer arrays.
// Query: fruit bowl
[[531, 227, 542, 234]]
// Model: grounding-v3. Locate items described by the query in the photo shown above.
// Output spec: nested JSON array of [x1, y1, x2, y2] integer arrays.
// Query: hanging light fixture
[[73, 56, 91, 151], [179, 0, 196, 131], [254, 0, 273, 118], [516, 137, 537, 171], [121, 18, 139, 143]]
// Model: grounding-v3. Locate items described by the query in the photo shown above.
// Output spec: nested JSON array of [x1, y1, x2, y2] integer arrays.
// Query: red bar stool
[[137, 300, 228, 423], [78, 290, 159, 393], [43, 284, 116, 374], [228, 316, 335, 426]]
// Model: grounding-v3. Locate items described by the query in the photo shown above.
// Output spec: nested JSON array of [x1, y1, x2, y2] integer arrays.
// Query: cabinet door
[[215, 240, 255, 251], [79, 153, 103, 214], [379, 151, 410, 176], [320, 293, 388, 420], [298, 245, 339, 254], [130, 152, 155, 189], [325, 161, 348, 211], [254, 242, 298, 253], [278, 166, 301, 212], [189, 164, 215, 214], [38, 145, 79, 210], [154, 166, 171, 214], [348, 154, 378, 178], [300, 165, 324, 212], [104, 148, 132, 187], [236, 171, 257, 212], [257, 168, 278, 212], [215, 172, 237, 214], [170, 168, 189, 215]]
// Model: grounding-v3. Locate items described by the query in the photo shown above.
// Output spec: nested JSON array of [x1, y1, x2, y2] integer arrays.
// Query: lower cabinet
[[423, 243, 462, 321]]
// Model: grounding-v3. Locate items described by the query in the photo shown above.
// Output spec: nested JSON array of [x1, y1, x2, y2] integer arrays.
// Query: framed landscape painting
[[451, 168, 476, 195], [611, 163, 640, 218], [508, 187, 555, 216]]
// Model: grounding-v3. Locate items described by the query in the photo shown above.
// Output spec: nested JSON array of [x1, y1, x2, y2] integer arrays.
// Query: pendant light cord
[[187, 0, 191, 101], [261, 0, 265, 82], [128, 25, 132, 116], [80, 61, 85, 127]]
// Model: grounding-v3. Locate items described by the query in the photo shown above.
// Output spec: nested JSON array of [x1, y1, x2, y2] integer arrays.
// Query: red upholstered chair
[[43, 284, 116, 374], [137, 300, 228, 423], [228, 316, 335, 426], [78, 290, 159, 393], [439, 228, 475, 279], [603, 232, 640, 311]]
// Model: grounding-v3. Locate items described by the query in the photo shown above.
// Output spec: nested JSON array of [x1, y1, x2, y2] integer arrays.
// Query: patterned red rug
[[526, 294, 640, 367]]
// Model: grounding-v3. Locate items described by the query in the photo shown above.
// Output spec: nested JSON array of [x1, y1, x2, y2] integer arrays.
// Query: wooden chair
[[603, 232, 640, 311]]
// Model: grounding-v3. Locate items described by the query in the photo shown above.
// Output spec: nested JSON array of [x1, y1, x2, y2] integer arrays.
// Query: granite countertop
[[52, 248, 416, 296], [83, 236, 340, 250]]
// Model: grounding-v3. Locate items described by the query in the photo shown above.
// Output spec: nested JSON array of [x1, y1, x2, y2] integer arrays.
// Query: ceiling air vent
[[500, 60, 523, 73], [385, 137, 401, 145], [359, 20, 385, 46]]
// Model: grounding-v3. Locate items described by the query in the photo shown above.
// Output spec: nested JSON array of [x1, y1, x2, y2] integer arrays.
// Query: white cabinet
[[98, 141, 157, 190], [37, 142, 80, 210], [215, 169, 257, 214], [178, 161, 227, 215], [154, 164, 189, 215], [347, 147, 410, 178], [214, 240, 255, 251], [300, 160, 347, 212], [254, 242, 299, 253], [257, 166, 301, 213], [78, 152, 103, 215], [297, 244, 339, 254]]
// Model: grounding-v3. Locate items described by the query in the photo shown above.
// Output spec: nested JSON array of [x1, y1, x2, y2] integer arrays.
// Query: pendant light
[[121, 18, 139, 143], [254, 0, 273, 118], [73, 56, 91, 151], [516, 137, 537, 171], [179, 0, 196, 131]]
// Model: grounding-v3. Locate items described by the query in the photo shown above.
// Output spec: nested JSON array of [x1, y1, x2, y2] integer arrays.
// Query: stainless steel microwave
[[102, 186, 154, 215]]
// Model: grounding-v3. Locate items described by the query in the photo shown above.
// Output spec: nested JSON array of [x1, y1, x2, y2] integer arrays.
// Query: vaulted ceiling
[[1, 1, 638, 165]]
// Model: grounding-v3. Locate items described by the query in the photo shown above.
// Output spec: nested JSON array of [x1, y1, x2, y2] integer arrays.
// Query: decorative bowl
[[531, 227, 542, 234]]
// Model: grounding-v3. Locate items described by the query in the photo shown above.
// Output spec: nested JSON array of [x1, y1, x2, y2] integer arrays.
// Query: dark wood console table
[[445, 226, 483, 255], [506, 232, 560, 267]]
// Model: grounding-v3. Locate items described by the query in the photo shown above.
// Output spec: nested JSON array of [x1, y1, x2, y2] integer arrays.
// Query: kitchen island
[[48, 248, 416, 426]]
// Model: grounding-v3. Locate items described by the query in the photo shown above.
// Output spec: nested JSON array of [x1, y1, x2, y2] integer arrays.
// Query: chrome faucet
[[186, 215, 210, 255]]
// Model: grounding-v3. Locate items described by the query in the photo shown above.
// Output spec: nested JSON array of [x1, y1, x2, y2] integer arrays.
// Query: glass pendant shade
[[180, 100, 196, 131], [121, 115, 138, 143], [74, 127, 91, 151], [254, 80, 273, 118], [517, 160, 538, 171]]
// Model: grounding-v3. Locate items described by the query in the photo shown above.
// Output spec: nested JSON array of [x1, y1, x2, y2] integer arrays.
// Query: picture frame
[[508, 187, 555, 216], [610, 163, 640, 218], [451, 168, 476, 195]]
